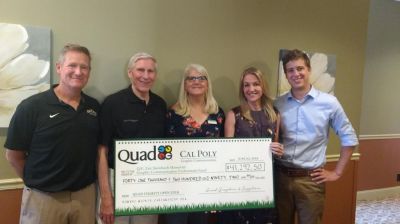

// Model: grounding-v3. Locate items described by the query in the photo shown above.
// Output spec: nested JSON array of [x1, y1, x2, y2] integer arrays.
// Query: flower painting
[[277, 49, 336, 96], [0, 23, 51, 127]]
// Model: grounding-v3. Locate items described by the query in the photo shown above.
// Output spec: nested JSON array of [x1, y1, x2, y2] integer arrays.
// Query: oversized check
[[114, 138, 274, 216]]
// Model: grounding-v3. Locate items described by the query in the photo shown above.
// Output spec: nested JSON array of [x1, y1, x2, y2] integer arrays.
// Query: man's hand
[[310, 168, 341, 184], [99, 196, 114, 224]]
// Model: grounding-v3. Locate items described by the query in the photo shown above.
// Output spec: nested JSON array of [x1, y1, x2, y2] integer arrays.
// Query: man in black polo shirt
[[97, 52, 166, 224], [5, 44, 99, 224]]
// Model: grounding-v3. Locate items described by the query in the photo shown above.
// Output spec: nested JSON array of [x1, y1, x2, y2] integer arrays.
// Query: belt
[[275, 164, 314, 177]]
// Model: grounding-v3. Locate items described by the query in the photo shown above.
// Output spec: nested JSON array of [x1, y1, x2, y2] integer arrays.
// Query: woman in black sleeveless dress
[[219, 67, 284, 224]]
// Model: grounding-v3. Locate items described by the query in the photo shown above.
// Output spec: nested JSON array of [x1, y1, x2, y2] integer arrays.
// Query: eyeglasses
[[185, 76, 208, 82]]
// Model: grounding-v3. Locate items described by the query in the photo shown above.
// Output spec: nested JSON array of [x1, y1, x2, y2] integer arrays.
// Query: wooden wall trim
[[0, 178, 23, 190], [323, 159, 358, 224], [0, 189, 22, 224], [326, 153, 360, 162], [357, 138, 400, 191], [359, 134, 400, 140]]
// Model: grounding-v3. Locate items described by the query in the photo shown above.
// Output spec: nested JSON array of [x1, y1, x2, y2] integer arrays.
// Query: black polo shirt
[[100, 86, 166, 169], [4, 87, 100, 192]]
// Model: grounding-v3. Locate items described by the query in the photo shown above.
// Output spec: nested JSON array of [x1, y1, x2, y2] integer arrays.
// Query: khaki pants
[[275, 171, 325, 224], [20, 184, 96, 224], [96, 169, 158, 224]]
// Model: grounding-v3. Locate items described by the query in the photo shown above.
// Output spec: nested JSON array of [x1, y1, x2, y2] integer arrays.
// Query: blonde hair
[[174, 64, 219, 116], [239, 67, 277, 123]]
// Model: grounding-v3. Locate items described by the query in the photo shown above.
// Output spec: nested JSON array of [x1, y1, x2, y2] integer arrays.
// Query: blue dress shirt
[[274, 86, 358, 169]]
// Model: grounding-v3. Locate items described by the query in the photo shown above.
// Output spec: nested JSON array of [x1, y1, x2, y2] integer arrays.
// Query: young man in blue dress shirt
[[274, 49, 358, 224]]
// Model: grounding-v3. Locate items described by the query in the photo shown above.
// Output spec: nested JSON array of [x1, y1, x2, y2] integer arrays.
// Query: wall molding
[[357, 186, 400, 201], [0, 178, 23, 191], [359, 134, 400, 140], [326, 153, 360, 162]]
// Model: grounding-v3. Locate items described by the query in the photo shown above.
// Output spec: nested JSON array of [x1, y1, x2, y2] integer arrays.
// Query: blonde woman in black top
[[220, 67, 283, 224]]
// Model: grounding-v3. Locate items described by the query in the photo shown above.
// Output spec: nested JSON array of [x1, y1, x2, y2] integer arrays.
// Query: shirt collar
[[125, 85, 154, 104], [307, 86, 318, 98], [287, 85, 318, 101], [47, 85, 62, 105], [47, 84, 86, 106]]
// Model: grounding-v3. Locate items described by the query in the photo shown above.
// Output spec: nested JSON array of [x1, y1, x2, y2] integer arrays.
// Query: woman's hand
[[270, 142, 284, 158]]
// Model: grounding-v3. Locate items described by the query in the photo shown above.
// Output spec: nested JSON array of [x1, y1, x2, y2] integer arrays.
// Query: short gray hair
[[127, 52, 157, 71]]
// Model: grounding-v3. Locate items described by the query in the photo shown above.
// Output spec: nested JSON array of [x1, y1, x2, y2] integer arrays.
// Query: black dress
[[217, 106, 279, 224]]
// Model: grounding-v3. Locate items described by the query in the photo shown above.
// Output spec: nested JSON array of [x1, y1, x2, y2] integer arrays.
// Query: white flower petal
[[310, 53, 328, 84], [0, 54, 50, 89], [0, 83, 50, 127], [278, 61, 291, 95], [0, 83, 49, 109], [313, 72, 335, 94], [0, 23, 29, 68]]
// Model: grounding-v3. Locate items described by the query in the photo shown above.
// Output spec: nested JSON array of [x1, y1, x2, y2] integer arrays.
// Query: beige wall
[[360, 0, 400, 136], [0, 0, 369, 180], [356, 0, 400, 192]]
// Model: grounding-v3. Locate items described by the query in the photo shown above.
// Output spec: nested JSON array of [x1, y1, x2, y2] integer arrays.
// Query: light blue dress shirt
[[274, 86, 358, 169]]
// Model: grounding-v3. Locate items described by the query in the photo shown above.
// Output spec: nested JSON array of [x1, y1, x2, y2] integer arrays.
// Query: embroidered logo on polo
[[86, 109, 97, 117], [49, 113, 59, 118]]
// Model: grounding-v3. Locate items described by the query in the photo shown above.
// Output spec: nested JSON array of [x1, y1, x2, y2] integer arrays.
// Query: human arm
[[4, 100, 34, 179], [310, 96, 358, 184], [97, 145, 114, 224], [270, 113, 284, 157], [224, 110, 235, 137], [310, 146, 355, 184], [5, 149, 26, 179]]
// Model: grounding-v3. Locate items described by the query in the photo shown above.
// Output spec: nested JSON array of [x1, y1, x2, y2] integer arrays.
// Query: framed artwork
[[0, 23, 51, 127], [277, 49, 336, 96]]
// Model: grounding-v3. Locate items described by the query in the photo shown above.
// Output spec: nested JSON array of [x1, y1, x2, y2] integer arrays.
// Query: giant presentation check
[[114, 138, 274, 215]]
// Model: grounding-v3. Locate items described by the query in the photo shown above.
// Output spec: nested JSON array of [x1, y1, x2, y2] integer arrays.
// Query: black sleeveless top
[[232, 106, 277, 140]]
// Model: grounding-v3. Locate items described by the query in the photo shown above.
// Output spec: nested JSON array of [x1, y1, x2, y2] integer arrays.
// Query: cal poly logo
[[118, 145, 173, 164]]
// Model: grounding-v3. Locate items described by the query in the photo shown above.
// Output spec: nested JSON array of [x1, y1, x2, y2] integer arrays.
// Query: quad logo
[[118, 145, 173, 164]]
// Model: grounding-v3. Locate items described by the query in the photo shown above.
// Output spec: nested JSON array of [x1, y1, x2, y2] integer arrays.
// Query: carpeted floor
[[356, 193, 400, 224]]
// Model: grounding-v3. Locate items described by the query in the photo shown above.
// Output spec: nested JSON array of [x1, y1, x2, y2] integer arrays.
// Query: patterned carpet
[[356, 193, 400, 224]]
